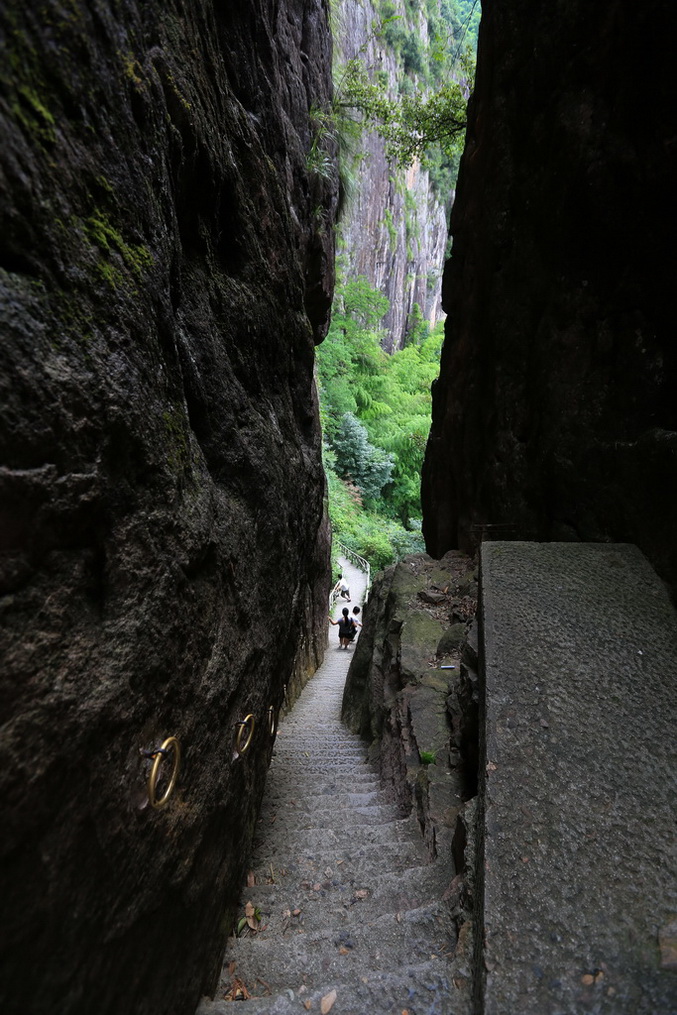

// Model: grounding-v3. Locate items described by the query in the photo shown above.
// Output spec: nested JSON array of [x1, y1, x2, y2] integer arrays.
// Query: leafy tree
[[337, 53, 471, 169], [331, 412, 395, 503]]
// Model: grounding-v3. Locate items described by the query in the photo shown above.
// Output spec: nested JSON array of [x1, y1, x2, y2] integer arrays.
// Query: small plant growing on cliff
[[419, 749, 436, 765], [337, 53, 470, 169]]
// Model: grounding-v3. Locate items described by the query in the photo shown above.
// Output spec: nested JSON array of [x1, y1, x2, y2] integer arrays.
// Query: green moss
[[11, 84, 56, 143], [94, 174, 113, 194], [84, 213, 153, 279], [96, 260, 125, 290], [121, 51, 143, 87]]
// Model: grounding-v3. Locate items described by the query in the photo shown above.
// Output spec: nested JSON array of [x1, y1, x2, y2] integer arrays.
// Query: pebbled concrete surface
[[478, 542, 677, 1014]]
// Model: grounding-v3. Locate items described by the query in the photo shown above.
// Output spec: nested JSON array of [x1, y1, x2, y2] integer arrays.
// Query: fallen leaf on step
[[354, 889, 369, 899], [246, 871, 256, 887], [338, 946, 350, 955], [320, 989, 337, 1013], [303, 1002, 312, 1011], [244, 901, 260, 931], [223, 977, 250, 1001], [486, 761, 498, 772], [292, 908, 302, 917]]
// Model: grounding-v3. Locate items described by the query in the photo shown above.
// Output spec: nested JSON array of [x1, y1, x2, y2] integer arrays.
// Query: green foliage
[[318, 273, 443, 557], [324, 455, 424, 570], [333, 0, 478, 206], [339, 54, 471, 169], [331, 413, 395, 504]]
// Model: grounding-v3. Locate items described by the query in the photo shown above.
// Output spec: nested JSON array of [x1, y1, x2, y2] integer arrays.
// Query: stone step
[[272, 745, 368, 758], [247, 839, 430, 896], [198, 956, 459, 1015], [260, 789, 385, 812], [256, 803, 402, 829], [251, 817, 421, 854], [236, 864, 440, 937], [218, 901, 455, 994], [265, 764, 378, 779], [264, 778, 382, 796], [266, 766, 378, 783], [240, 864, 448, 923]]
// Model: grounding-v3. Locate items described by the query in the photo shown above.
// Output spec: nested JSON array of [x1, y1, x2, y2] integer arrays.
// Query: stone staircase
[[197, 559, 464, 1015]]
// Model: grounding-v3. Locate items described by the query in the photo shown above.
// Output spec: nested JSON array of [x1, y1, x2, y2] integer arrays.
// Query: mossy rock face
[[0, 2, 337, 1013], [437, 623, 467, 655], [342, 551, 476, 858]]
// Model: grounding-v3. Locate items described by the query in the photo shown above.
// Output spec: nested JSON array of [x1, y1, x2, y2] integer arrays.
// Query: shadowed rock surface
[[477, 542, 677, 1013], [421, 0, 677, 596], [0, 2, 336, 1013]]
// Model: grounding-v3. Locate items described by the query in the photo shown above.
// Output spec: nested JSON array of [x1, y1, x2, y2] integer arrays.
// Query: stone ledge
[[478, 542, 677, 1014]]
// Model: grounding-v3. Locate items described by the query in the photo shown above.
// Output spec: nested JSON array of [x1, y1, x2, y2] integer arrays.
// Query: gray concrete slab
[[478, 542, 677, 1013]]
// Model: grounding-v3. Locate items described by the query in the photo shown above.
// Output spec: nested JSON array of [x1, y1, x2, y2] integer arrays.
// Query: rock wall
[[342, 552, 477, 855], [0, 2, 336, 1014], [341, 551, 479, 1005], [336, 0, 448, 351], [421, 0, 677, 596]]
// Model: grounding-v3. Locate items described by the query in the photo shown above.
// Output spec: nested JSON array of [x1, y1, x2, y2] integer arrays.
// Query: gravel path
[[198, 559, 457, 1015]]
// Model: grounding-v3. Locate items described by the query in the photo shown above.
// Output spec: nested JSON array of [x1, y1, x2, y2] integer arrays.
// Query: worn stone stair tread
[[264, 770, 380, 787], [258, 803, 405, 829], [251, 819, 423, 859], [234, 893, 454, 937], [265, 769, 378, 782], [259, 793, 393, 816], [200, 956, 459, 1015], [239, 864, 447, 924], [248, 844, 430, 890], [222, 900, 453, 984]]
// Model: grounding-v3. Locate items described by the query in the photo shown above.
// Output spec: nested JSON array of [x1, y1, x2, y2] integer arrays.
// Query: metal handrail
[[336, 541, 371, 602], [329, 579, 342, 610]]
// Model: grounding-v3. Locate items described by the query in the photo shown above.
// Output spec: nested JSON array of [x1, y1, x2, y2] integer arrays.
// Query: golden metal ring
[[235, 714, 255, 755], [267, 705, 276, 736], [148, 736, 181, 809]]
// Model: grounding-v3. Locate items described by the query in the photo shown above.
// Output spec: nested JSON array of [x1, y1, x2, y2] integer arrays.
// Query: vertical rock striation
[[421, 0, 677, 595], [336, 0, 448, 351], [0, 2, 336, 1013]]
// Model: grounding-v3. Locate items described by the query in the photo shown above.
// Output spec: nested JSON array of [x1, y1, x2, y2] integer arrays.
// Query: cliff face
[[421, 0, 677, 594], [336, 0, 448, 351], [0, 2, 335, 1013]]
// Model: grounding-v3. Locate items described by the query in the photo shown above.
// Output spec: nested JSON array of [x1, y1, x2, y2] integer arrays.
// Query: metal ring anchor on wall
[[147, 736, 181, 809], [234, 713, 255, 757], [267, 705, 276, 737]]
